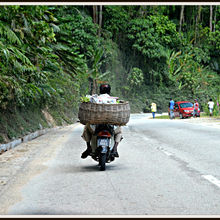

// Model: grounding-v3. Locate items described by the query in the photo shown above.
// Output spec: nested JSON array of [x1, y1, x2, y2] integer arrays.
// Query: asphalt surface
[[0, 114, 220, 216]]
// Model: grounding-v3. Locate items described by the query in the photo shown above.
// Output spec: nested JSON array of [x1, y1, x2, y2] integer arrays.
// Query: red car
[[173, 101, 200, 119]]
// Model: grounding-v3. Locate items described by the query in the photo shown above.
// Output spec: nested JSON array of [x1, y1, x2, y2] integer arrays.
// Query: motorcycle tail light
[[98, 131, 111, 137]]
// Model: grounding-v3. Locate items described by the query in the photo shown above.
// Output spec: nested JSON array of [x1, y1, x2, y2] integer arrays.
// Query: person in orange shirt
[[193, 99, 199, 117]]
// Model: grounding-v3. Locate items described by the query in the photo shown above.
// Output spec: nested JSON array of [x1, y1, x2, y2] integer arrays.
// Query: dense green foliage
[[0, 5, 220, 142]]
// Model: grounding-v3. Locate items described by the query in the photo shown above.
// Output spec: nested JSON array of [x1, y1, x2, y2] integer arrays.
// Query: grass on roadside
[[153, 112, 220, 119], [154, 115, 170, 119]]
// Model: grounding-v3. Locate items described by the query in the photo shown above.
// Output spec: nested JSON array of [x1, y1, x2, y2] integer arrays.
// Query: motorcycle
[[88, 124, 117, 171]]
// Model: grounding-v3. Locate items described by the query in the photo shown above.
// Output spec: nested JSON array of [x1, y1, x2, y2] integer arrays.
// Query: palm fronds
[[0, 22, 22, 46]]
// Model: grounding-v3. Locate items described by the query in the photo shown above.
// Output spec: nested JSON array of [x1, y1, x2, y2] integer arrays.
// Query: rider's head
[[100, 84, 111, 95]]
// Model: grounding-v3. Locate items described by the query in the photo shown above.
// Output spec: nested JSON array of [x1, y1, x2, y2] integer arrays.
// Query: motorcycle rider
[[81, 84, 122, 159]]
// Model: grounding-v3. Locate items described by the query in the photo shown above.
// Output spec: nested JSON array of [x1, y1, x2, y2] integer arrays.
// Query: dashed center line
[[157, 147, 173, 156], [160, 149, 173, 156], [142, 137, 149, 141], [202, 175, 220, 188], [144, 136, 220, 190]]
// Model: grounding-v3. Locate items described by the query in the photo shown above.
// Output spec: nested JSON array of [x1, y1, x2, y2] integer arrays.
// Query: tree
[[99, 6, 103, 37], [195, 5, 202, 45], [87, 47, 110, 94], [179, 5, 185, 33], [127, 67, 144, 96], [0, 6, 56, 108], [210, 5, 213, 32]]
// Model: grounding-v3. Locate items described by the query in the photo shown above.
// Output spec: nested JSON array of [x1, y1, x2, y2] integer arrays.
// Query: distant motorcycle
[[89, 124, 116, 171]]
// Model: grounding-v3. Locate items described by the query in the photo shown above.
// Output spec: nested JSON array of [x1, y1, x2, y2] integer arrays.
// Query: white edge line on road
[[202, 175, 220, 188]]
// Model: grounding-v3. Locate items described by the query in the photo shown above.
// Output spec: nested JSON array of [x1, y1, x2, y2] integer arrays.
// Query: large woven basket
[[78, 102, 130, 126]]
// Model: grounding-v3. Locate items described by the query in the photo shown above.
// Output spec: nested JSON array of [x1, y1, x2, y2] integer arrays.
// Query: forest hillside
[[0, 5, 219, 143]]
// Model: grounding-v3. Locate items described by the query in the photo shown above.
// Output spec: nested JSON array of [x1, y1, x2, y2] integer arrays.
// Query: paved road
[[0, 114, 220, 216]]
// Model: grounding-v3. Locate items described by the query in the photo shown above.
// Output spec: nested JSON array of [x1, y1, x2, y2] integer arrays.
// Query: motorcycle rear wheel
[[99, 153, 107, 171]]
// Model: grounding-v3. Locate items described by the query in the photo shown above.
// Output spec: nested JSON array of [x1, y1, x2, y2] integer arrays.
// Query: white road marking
[[202, 175, 220, 188], [160, 149, 173, 156], [143, 137, 149, 141], [157, 147, 173, 156], [142, 137, 172, 156]]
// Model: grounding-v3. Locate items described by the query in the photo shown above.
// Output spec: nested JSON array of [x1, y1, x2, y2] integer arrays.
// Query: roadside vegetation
[[0, 5, 220, 143]]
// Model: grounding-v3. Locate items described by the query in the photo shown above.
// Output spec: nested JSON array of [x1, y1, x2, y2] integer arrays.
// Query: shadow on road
[[50, 163, 123, 174], [8, 209, 90, 215], [80, 164, 120, 172]]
